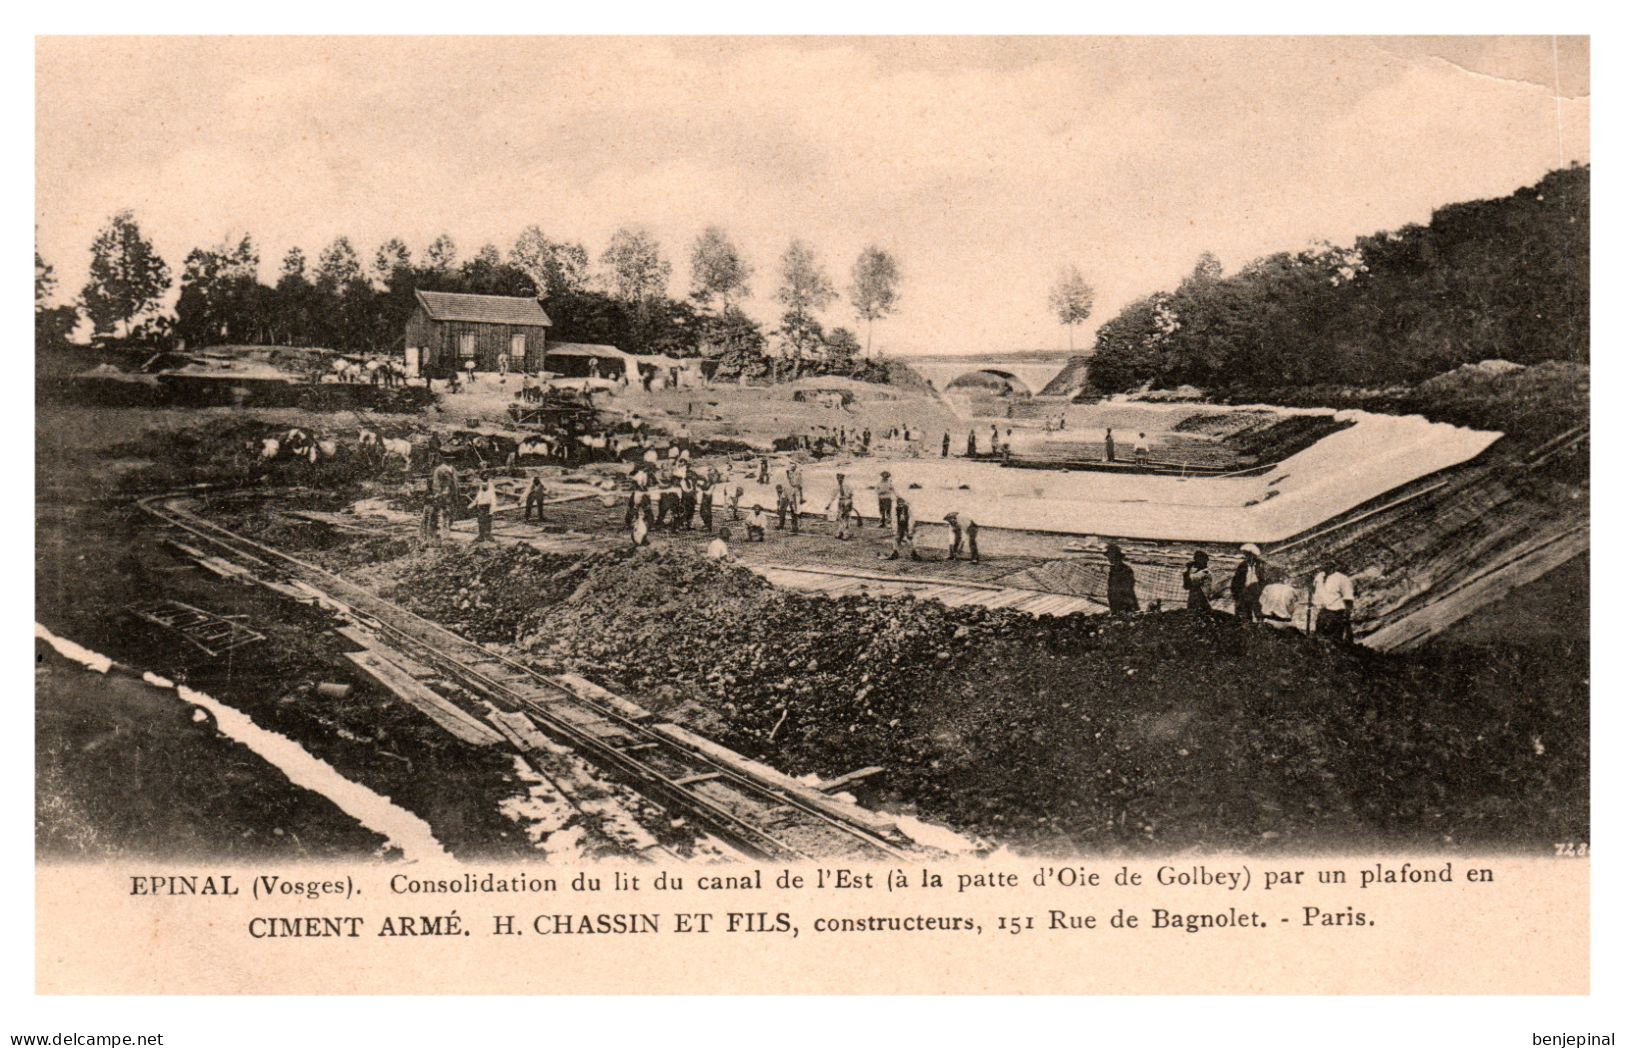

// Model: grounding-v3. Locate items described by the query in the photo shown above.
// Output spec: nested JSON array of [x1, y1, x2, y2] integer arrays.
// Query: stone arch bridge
[[905, 356, 1073, 397]]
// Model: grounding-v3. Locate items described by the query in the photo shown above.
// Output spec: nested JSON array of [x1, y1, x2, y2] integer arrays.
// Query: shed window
[[458, 333, 476, 358], [510, 333, 525, 359]]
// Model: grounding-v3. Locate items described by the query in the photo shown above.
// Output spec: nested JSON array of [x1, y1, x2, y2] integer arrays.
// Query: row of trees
[[1083, 166, 1589, 395], [37, 212, 908, 383]]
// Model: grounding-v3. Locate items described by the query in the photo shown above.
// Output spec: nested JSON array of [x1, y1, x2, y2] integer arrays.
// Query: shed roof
[[415, 290, 552, 327], [545, 342, 629, 360]]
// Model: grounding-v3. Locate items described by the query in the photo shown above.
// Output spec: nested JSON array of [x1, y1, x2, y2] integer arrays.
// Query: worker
[[876, 471, 896, 528], [654, 467, 680, 529], [746, 504, 768, 542], [417, 476, 437, 544], [728, 484, 744, 521], [462, 357, 477, 386], [989, 424, 1000, 455], [942, 431, 950, 457], [1310, 557, 1357, 644], [785, 463, 804, 507], [468, 475, 498, 542], [630, 493, 651, 547], [678, 472, 698, 530], [887, 495, 921, 560], [1134, 432, 1150, 465], [697, 477, 715, 532], [624, 468, 650, 528], [830, 473, 856, 540], [1230, 543, 1268, 623], [757, 456, 770, 485], [1106, 543, 1139, 613], [707, 527, 735, 562], [967, 429, 978, 457], [944, 511, 979, 564], [1104, 427, 1115, 462], [523, 476, 546, 523], [775, 484, 799, 534], [1182, 550, 1214, 612], [1258, 581, 1301, 631], [430, 459, 459, 536]]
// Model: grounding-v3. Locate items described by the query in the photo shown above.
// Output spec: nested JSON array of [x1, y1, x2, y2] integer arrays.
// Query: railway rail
[[138, 489, 927, 864]]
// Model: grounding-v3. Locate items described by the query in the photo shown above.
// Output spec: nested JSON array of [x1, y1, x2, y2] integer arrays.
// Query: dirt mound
[[391, 546, 1589, 854], [387, 544, 616, 643], [1421, 359, 1527, 389]]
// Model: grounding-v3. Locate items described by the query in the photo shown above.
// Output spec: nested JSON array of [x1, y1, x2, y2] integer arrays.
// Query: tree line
[[37, 214, 907, 382], [1083, 165, 1589, 396]]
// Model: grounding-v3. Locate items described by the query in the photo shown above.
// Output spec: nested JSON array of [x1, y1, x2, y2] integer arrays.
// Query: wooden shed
[[405, 290, 552, 376]]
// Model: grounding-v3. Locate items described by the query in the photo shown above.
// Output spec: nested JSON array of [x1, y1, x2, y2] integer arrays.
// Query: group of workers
[[416, 461, 548, 545], [1101, 541, 1357, 642], [623, 448, 728, 548]]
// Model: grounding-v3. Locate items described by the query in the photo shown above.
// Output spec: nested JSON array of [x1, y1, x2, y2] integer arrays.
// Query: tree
[[281, 246, 309, 282], [823, 326, 863, 376], [511, 226, 590, 299], [372, 238, 412, 286], [1047, 263, 1096, 351], [81, 210, 171, 338], [600, 226, 671, 309], [423, 234, 458, 275], [462, 243, 536, 297], [272, 247, 316, 346], [35, 249, 55, 309], [35, 249, 78, 349], [175, 235, 260, 347], [689, 226, 752, 310], [701, 305, 769, 381], [315, 236, 363, 291], [774, 239, 836, 379], [848, 246, 901, 353], [1192, 251, 1223, 282]]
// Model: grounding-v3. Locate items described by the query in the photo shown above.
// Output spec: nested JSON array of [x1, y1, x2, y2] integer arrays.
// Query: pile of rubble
[[386, 544, 1585, 852]]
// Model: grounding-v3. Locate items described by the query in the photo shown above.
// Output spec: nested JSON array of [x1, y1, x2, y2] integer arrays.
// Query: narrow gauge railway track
[[138, 490, 921, 863]]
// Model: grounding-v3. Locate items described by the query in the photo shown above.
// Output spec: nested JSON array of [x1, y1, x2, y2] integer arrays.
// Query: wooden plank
[[486, 709, 557, 753], [343, 650, 504, 747], [554, 673, 658, 723], [332, 626, 439, 679], [673, 772, 723, 788], [818, 766, 885, 792], [651, 721, 901, 839]]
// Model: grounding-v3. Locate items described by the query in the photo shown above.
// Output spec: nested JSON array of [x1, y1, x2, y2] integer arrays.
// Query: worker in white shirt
[[707, 527, 735, 563], [1311, 557, 1357, 644], [1258, 580, 1300, 631], [468, 475, 499, 542]]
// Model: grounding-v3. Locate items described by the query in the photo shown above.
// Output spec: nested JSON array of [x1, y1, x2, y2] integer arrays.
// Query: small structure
[[546, 343, 635, 384], [404, 290, 551, 377]]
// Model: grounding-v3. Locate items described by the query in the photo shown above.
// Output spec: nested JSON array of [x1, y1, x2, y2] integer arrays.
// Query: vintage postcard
[[33, 36, 1589, 1002]]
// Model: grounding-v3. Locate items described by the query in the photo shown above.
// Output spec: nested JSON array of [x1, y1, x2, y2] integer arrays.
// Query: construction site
[[34, 350, 1589, 864]]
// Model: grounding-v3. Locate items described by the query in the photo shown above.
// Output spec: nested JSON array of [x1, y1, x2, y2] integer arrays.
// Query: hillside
[[1065, 166, 1588, 405]]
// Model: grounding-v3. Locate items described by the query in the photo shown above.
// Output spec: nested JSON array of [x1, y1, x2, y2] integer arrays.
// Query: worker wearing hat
[[876, 470, 896, 529], [1230, 543, 1269, 622], [1106, 543, 1139, 614]]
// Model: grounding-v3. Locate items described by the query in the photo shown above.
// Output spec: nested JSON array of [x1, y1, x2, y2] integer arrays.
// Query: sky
[[35, 36, 1589, 356]]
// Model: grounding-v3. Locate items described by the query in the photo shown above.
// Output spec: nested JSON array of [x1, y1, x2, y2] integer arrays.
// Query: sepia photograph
[[28, 33, 1592, 1002]]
